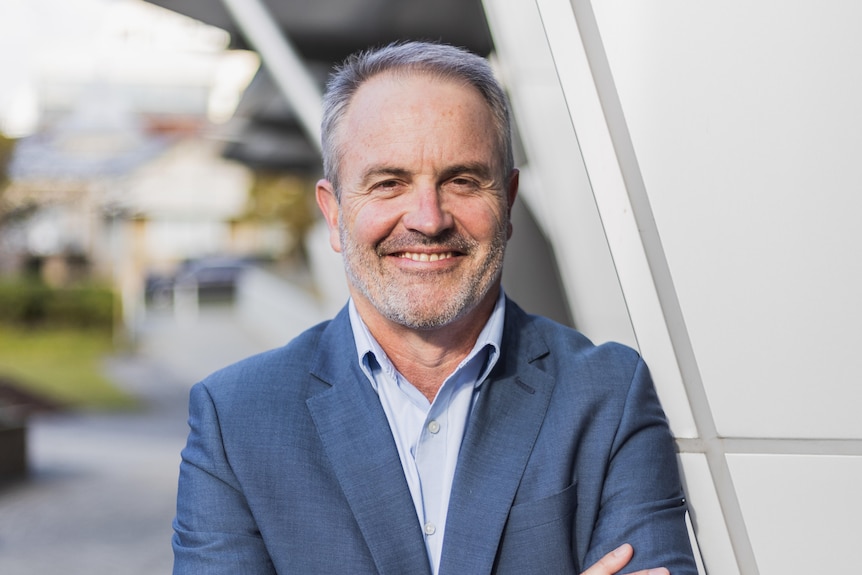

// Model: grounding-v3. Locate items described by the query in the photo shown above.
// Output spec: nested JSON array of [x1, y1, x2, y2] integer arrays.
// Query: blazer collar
[[439, 300, 556, 575], [306, 307, 432, 575]]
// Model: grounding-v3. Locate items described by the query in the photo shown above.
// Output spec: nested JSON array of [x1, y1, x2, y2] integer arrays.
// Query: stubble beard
[[340, 224, 508, 330]]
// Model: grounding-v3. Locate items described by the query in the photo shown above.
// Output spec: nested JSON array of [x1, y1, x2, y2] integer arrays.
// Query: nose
[[401, 183, 454, 236]]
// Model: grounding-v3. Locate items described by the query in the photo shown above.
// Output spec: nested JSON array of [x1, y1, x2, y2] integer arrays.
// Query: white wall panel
[[678, 453, 735, 575], [590, 1, 862, 439], [728, 454, 862, 572]]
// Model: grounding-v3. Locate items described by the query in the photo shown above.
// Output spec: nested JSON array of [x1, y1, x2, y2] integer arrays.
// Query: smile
[[397, 251, 456, 262]]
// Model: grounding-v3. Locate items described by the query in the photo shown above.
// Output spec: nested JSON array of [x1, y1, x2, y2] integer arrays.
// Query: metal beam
[[220, 0, 322, 151]]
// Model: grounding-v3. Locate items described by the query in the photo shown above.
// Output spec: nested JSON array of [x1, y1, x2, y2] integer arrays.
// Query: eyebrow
[[439, 163, 496, 183]]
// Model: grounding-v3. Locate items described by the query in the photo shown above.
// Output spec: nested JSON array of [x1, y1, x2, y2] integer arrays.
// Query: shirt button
[[424, 522, 436, 535], [427, 420, 440, 434]]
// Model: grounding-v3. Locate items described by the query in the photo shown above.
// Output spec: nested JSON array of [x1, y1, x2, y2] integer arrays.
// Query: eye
[[372, 179, 404, 194], [445, 176, 481, 193]]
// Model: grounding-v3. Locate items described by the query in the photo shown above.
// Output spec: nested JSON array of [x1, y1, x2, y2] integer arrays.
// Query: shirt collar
[[348, 290, 506, 391]]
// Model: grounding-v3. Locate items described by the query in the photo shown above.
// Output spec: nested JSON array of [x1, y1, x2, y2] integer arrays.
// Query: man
[[172, 41, 697, 575]]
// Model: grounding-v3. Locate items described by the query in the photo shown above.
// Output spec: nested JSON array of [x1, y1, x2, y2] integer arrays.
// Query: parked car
[[145, 257, 252, 306]]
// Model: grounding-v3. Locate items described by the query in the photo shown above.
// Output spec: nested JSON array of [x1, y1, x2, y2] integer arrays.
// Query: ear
[[315, 179, 342, 253], [505, 169, 519, 240]]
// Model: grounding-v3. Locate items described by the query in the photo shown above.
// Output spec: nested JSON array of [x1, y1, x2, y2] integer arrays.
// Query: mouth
[[395, 251, 457, 262]]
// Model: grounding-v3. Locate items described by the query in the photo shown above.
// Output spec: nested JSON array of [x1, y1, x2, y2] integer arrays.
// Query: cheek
[[344, 203, 400, 246], [457, 200, 510, 240]]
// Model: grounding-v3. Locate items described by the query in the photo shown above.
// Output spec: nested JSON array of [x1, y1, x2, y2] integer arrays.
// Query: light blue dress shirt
[[349, 292, 505, 575]]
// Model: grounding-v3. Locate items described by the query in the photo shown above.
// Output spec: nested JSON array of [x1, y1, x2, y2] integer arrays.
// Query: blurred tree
[[0, 136, 35, 274], [242, 171, 317, 259], [0, 135, 22, 240], [0, 134, 13, 195]]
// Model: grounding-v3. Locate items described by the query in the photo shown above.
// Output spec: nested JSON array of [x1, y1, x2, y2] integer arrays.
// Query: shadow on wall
[[503, 199, 573, 327]]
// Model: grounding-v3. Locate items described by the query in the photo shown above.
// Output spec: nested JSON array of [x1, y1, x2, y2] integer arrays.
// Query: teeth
[[401, 252, 454, 262]]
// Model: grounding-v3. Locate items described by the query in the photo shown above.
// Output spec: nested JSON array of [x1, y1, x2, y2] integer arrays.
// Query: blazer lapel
[[438, 302, 557, 575], [305, 309, 432, 575]]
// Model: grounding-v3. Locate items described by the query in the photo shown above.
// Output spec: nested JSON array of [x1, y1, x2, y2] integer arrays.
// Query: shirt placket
[[413, 404, 447, 565]]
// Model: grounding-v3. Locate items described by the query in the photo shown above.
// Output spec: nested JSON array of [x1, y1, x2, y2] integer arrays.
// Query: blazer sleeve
[[172, 382, 276, 575], [582, 358, 698, 574]]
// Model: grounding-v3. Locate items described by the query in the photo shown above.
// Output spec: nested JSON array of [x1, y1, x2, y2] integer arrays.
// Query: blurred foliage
[[0, 134, 15, 220], [0, 277, 131, 410], [0, 133, 13, 189], [0, 278, 115, 330], [0, 325, 135, 410], [243, 172, 317, 254]]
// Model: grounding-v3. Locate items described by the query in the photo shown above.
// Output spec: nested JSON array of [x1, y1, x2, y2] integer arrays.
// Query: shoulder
[[504, 299, 642, 377], [193, 317, 335, 406], [500, 300, 650, 422], [503, 303, 670, 455]]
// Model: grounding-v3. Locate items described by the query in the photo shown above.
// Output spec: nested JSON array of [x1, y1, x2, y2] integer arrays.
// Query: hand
[[580, 543, 669, 575]]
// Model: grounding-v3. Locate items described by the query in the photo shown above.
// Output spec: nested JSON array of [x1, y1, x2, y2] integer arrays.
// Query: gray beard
[[339, 227, 507, 330]]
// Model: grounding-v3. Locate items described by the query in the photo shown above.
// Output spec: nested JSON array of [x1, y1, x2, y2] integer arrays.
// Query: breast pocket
[[493, 482, 579, 574]]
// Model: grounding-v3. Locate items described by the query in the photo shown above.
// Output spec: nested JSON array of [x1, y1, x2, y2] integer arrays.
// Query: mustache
[[376, 231, 477, 256]]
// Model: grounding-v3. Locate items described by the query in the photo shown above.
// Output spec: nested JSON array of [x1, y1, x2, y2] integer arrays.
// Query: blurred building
[[0, 0, 270, 327]]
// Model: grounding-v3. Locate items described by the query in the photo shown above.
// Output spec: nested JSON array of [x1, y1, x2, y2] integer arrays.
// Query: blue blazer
[[173, 299, 697, 574]]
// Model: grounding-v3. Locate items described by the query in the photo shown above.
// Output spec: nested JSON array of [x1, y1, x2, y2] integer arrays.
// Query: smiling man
[[316, 68, 516, 402], [172, 42, 697, 575]]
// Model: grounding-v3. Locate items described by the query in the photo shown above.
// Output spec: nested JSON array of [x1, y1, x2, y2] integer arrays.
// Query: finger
[[579, 543, 634, 575]]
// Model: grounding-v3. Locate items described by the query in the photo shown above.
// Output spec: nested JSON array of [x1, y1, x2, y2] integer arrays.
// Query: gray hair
[[320, 41, 514, 197]]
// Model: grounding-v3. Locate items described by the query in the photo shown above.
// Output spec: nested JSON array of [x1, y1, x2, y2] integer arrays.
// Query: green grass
[[0, 325, 137, 410]]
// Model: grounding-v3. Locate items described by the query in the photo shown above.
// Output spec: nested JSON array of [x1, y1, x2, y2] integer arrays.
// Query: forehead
[[348, 70, 487, 119], [335, 72, 499, 176]]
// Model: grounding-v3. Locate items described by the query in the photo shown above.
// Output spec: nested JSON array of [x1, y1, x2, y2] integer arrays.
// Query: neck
[[355, 293, 498, 402]]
